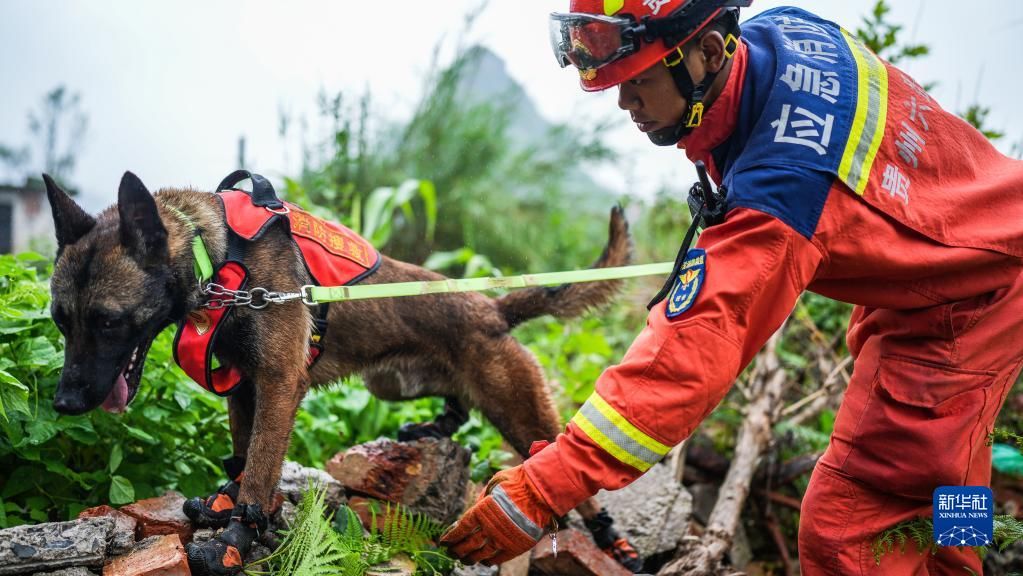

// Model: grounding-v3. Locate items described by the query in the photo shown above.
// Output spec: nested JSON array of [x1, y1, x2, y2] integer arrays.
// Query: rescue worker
[[440, 1, 1023, 573]]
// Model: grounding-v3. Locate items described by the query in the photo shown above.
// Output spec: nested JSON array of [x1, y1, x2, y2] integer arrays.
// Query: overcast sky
[[2, 0, 1022, 212]]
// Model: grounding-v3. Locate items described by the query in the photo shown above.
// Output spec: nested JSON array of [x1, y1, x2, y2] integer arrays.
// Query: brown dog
[[45, 171, 637, 572]]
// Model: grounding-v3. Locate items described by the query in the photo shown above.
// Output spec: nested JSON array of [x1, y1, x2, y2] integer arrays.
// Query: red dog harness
[[173, 171, 379, 396]]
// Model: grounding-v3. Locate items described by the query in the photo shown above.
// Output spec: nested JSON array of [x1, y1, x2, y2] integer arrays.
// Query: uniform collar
[[678, 39, 749, 183]]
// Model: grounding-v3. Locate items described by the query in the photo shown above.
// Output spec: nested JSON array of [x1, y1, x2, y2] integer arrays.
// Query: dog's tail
[[497, 205, 633, 329]]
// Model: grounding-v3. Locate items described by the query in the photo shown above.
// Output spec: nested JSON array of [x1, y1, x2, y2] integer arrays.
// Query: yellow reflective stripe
[[570, 393, 672, 472], [572, 411, 652, 472], [837, 32, 870, 185], [588, 393, 671, 456], [837, 28, 889, 196], [862, 61, 889, 191]]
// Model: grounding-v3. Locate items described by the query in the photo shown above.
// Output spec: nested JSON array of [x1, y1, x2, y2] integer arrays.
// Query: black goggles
[[549, 0, 751, 71]]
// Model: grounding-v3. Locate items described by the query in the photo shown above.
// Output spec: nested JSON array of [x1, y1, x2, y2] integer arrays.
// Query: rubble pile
[[0, 438, 692, 575]]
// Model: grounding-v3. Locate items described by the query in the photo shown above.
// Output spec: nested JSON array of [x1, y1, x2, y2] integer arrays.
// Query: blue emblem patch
[[666, 249, 707, 319]]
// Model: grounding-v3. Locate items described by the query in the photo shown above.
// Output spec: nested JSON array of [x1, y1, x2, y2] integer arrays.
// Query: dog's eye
[[51, 308, 67, 331], [100, 317, 125, 332]]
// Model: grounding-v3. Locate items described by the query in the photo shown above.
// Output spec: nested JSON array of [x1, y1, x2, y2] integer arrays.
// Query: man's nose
[[617, 84, 640, 112]]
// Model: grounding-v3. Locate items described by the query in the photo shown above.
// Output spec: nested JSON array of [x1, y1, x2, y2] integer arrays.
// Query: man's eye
[[630, 78, 644, 86]]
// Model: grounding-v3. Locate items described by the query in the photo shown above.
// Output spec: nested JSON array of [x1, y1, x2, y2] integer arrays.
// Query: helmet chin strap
[[649, 10, 741, 147], [647, 123, 690, 147]]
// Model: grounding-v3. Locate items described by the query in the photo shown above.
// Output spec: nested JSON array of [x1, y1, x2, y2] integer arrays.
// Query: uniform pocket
[[843, 355, 995, 499]]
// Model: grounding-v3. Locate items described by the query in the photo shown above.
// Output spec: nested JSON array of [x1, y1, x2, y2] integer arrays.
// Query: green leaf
[[109, 475, 135, 505], [0, 369, 30, 421], [173, 389, 191, 410], [63, 425, 98, 445], [24, 418, 59, 445], [122, 425, 157, 444], [109, 443, 123, 473]]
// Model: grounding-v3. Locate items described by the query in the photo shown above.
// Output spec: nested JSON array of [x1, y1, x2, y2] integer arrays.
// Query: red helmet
[[550, 0, 751, 91]]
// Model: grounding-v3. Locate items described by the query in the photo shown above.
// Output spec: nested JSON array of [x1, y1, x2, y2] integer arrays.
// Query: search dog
[[44, 171, 639, 573]]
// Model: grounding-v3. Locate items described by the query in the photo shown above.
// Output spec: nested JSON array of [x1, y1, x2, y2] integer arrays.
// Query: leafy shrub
[[0, 253, 230, 526]]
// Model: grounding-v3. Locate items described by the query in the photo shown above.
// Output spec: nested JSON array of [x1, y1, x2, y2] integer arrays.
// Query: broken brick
[[102, 534, 189, 576], [119, 491, 194, 544]]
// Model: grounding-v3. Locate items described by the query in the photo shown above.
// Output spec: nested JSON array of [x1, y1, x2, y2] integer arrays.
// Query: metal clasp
[[200, 282, 306, 310], [548, 517, 560, 558], [300, 285, 318, 306]]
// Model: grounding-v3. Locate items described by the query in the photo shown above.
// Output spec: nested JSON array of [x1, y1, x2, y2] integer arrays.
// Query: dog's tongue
[[102, 373, 129, 413]]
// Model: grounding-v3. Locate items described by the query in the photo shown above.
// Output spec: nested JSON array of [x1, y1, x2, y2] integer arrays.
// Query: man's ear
[[699, 30, 728, 74], [117, 171, 168, 266], [43, 173, 96, 251]]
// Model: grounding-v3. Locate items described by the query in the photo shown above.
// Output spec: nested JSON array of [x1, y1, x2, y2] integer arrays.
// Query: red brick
[[103, 534, 190, 576], [530, 528, 631, 576], [119, 492, 194, 544]]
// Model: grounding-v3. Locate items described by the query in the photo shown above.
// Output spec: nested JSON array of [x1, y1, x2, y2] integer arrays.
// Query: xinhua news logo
[[933, 486, 994, 547]]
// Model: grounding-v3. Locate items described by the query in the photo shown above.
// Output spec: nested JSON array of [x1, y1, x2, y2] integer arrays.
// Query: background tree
[[0, 85, 88, 191]]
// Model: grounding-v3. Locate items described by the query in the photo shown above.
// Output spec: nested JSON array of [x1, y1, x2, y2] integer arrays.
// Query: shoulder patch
[[666, 249, 707, 319]]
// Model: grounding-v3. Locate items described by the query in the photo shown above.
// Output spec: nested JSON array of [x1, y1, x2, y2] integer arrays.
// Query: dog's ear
[[44, 173, 96, 250], [117, 171, 168, 266]]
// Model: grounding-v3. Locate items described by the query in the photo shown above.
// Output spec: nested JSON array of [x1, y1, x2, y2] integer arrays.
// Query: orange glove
[[440, 465, 554, 566]]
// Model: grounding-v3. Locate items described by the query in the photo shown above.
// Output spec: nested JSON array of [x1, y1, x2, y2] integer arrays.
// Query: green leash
[[302, 261, 675, 304], [173, 203, 675, 307]]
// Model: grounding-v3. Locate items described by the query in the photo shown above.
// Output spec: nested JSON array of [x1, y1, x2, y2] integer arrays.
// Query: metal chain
[[200, 282, 305, 310]]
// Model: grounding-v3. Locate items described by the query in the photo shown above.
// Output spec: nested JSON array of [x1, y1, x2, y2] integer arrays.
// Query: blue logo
[[933, 486, 993, 547], [666, 249, 707, 319]]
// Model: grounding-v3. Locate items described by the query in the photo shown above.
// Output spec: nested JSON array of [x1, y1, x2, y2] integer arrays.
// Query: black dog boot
[[183, 456, 246, 529], [397, 398, 469, 442], [186, 503, 267, 576], [584, 508, 644, 573]]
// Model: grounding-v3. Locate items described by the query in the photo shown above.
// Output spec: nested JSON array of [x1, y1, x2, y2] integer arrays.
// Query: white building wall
[[0, 187, 56, 255]]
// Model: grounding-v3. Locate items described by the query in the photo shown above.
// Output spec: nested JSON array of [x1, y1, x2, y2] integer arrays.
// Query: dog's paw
[[182, 495, 234, 529], [186, 539, 244, 576]]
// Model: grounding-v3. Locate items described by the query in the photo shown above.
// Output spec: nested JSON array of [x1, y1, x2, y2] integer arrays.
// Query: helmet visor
[[549, 12, 638, 71]]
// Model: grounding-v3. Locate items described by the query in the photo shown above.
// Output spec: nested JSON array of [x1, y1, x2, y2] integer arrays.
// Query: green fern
[[873, 515, 1023, 569], [365, 500, 454, 574], [994, 514, 1023, 553], [247, 485, 456, 576], [248, 486, 365, 576]]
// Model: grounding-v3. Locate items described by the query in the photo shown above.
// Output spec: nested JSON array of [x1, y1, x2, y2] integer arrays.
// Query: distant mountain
[[458, 46, 551, 146], [458, 46, 616, 209]]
